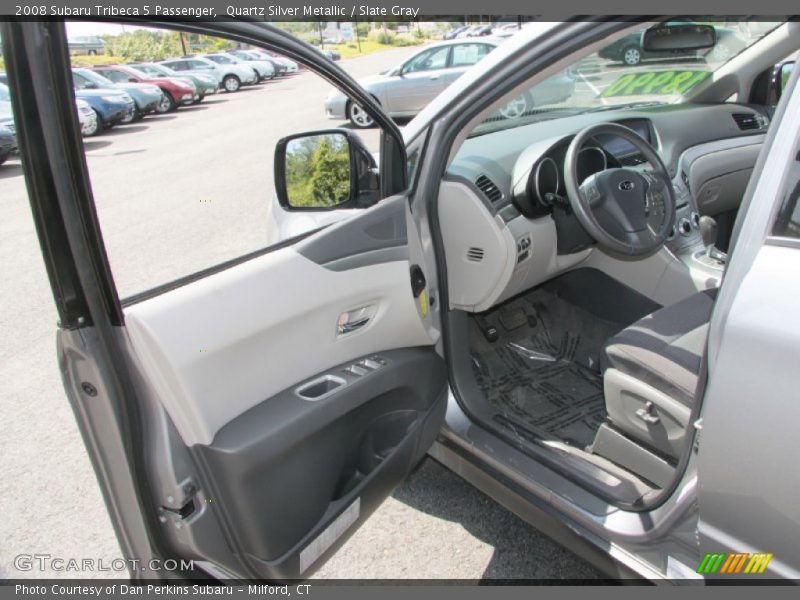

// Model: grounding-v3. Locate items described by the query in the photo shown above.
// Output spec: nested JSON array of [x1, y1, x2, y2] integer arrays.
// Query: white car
[[225, 50, 276, 80], [159, 56, 257, 93], [251, 50, 299, 74], [75, 98, 97, 137], [202, 52, 272, 83]]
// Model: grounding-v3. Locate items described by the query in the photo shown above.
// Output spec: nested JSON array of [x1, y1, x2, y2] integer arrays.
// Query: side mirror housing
[[128, 77, 140, 83], [274, 129, 380, 211], [642, 23, 716, 52]]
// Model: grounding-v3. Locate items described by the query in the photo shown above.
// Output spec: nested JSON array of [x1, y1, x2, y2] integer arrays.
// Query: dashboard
[[440, 102, 768, 312]]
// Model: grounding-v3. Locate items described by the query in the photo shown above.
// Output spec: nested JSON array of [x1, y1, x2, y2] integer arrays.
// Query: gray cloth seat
[[601, 288, 718, 408]]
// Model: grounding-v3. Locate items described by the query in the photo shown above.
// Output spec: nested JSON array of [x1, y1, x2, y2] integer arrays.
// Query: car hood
[[112, 82, 162, 94], [75, 88, 129, 98]]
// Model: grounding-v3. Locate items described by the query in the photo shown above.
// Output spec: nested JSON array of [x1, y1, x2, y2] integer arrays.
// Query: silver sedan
[[325, 38, 576, 128]]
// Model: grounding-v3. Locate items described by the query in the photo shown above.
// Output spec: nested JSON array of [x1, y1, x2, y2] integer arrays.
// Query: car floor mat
[[469, 287, 625, 449]]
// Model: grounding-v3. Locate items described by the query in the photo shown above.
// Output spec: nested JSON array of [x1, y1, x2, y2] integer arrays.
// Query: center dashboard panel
[[439, 103, 768, 312]]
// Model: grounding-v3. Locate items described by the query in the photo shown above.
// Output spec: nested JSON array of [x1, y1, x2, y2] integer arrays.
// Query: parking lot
[[0, 44, 608, 580]]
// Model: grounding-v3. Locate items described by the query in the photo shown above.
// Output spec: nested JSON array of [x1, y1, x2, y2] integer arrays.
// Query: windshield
[[208, 55, 236, 64], [470, 18, 785, 137], [77, 69, 115, 87], [137, 64, 172, 77], [125, 66, 151, 80], [0, 83, 9, 101]]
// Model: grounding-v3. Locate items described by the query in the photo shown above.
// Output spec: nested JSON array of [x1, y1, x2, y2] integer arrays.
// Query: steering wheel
[[563, 123, 676, 257]]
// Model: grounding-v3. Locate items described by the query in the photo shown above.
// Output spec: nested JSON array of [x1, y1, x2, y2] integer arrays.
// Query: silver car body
[[325, 38, 574, 121], [159, 56, 257, 87], [225, 50, 276, 79], [203, 52, 273, 81], [75, 98, 97, 136]]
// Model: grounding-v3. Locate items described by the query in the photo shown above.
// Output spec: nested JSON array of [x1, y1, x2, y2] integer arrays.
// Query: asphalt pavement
[[0, 45, 601, 580]]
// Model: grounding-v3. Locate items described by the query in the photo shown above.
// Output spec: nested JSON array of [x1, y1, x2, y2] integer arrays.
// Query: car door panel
[[8, 19, 445, 581], [121, 196, 446, 578], [196, 347, 446, 578]]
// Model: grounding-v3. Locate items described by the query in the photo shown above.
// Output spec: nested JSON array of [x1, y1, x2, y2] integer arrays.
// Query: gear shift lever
[[699, 216, 726, 263], [699, 216, 717, 247]]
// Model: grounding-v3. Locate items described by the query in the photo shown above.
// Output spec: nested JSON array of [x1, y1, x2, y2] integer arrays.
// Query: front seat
[[600, 288, 718, 459]]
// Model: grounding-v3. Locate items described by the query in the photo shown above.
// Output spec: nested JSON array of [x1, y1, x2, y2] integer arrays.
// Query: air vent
[[466, 247, 485, 262], [474, 175, 502, 204], [731, 112, 762, 131]]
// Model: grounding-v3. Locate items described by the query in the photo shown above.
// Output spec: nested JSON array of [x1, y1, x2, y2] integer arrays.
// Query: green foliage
[[368, 30, 396, 45], [101, 30, 183, 61], [202, 36, 236, 52], [394, 36, 417, 47], [285, 135, 351, 208], [70, 55, 126, 67]]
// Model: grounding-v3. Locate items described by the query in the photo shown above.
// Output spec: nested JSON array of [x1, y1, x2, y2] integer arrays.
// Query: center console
[[665, 165, 725, 287]]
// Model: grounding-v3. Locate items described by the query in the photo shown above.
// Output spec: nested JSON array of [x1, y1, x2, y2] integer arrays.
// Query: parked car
[[253, 50, 300, 74], [67, 35, 104, 56], [223, 50, 277, 80], [72, 85, 135, 135], [0, 123, 14, 165], [200, 53, 268, 84], [325, 38, 574, 128], [90, 64, 198, 112], [0, 83, 15, 165], [599, 22, 749, 65], [159, 56, 257, 92], [317, 47, 341, 61], [72, 68, 163, 122], [75, 98, 98, 137], [128, 62, 219, 99], [1, 82, 96, 146], [443, 25, 470, 40]]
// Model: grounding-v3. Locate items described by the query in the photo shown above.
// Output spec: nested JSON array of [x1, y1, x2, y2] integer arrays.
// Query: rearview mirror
[[642, 23, 716, 52], [275, 129, 379, 211]]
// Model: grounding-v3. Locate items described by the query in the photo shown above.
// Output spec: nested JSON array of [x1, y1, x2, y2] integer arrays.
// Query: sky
[[65, 22, 149, 37]]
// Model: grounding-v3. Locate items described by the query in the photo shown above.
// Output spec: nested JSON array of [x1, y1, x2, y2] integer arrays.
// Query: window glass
[[467, 19, 786, 136], [102, 70, 128, 83], [70, 25, 386, 299], [403, 47, 450, 73], [451, 44, 490, 67]]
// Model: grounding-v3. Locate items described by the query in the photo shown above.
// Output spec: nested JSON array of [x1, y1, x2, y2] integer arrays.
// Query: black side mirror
[[642, 23, 716, 52], [275, 129, 379, 211], [84, 82, 98, 89]]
